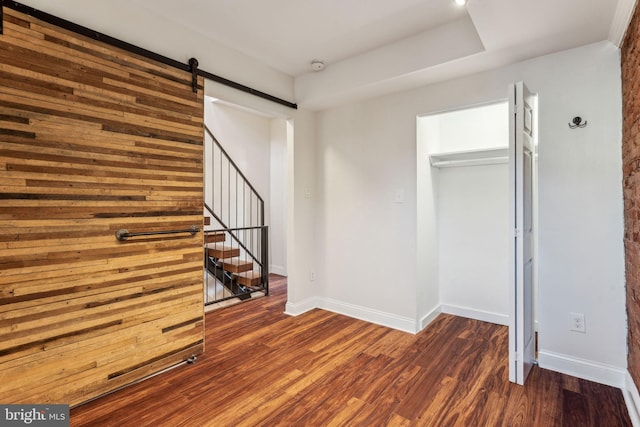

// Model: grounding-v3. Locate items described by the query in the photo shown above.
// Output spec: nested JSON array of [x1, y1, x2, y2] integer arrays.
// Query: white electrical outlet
[[570, 312, 586, 333], [309, 271, 315, 282]]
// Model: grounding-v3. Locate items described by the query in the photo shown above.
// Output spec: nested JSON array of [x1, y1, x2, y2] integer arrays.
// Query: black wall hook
[[569, 116, 587, 129]]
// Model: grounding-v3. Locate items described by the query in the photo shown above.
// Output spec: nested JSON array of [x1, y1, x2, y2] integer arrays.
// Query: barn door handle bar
[[116, 225, 200, 241]]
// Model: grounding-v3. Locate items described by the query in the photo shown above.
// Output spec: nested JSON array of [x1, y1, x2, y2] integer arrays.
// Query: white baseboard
[[287, 300, 503, 334], [537, 350, 626, 388], [284, 297, 318, 316], [625, 371, 640, 427], [440, 304, 509, 326], [285, 297, 417, 333], [317, 297, 417, 333], [419, 305, 441, 331], [269, 264, 287, 276]]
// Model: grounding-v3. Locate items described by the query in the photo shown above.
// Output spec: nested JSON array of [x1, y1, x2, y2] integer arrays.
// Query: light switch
[[395, 189, 404, 203]]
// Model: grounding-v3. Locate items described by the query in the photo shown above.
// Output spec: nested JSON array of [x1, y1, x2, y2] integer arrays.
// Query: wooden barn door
[[0, 6, 205, 405]]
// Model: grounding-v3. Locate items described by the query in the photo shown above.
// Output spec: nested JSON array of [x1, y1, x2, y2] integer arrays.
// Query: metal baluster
[[235, 170, 238, 229], [212, 142, 216, 216], [244, 224, 248, 295], [262, 226, 269, 294], [227, 155, 231, 228], [219, 143, 223, 226]]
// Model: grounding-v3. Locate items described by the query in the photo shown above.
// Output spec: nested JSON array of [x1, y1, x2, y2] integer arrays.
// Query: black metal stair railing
[[204, 226, 268, 304], [203, 125, 269, 305]]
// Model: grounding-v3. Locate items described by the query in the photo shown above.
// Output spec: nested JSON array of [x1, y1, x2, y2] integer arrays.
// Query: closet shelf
[[429, 147, 508, 168]]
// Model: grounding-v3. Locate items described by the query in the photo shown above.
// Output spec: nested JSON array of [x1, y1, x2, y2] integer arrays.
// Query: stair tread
[[219, 258, 253, 273]]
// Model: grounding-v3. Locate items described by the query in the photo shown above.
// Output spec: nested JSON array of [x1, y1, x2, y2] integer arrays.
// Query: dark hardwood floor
[[71, 275, 631, 426]]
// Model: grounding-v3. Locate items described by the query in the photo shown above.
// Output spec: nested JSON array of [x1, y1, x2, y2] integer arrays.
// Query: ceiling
[[130, 0, 469, 77], [14, 0, 636, 109]]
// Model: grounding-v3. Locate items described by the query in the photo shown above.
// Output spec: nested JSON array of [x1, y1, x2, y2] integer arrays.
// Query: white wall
[[535, 46, 626, 383], [312, 41, 626, 384], [435, 103, 509, 152], [286, 110, 318, 306], [416, 118, 440, 328], [314, 102, 418, 332], [438, 164, 509, 323], [270, 120, 288, 275], [205, 100, 272, 219]]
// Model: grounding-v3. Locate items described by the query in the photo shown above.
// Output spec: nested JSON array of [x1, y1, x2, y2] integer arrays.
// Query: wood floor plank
[[563, 388, 592, 426], [324, 397, 369, 427], [578, 377, 632, 425], [70, 275, 632, 427]]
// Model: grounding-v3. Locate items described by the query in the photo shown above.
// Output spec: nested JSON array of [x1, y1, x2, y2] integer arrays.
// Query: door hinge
[[514, 228, 521, 238]]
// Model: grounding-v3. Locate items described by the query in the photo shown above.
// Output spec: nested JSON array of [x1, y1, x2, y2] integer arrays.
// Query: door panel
[[0, 6, 205, 405], [509, 81, 536, 385]]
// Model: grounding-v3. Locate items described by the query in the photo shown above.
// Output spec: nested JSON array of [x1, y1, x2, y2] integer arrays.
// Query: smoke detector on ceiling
[[310, 60, 325, 72]]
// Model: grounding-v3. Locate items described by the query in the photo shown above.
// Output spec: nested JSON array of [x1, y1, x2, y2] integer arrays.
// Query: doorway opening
[[202, 94, 290, 309], [416, 99, 539, 353]]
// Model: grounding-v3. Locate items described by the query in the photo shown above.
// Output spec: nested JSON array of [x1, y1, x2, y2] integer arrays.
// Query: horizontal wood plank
[[0, 5, 204, 406]]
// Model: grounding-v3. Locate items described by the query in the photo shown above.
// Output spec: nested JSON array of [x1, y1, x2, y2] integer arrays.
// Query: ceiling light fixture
[[310, 59, 325, 72], [454, 0, 467, 6]]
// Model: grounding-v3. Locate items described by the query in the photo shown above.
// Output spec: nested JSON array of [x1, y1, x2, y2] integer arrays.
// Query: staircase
[[203, 126, 269, 306]]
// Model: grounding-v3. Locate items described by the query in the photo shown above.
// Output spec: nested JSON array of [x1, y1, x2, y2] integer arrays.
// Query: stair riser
[[205, 233, 225, 243], [236, 276, 262, 287]]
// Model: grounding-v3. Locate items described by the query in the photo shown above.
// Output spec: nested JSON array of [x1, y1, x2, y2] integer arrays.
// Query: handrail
[[116, 225, 200, 241]]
